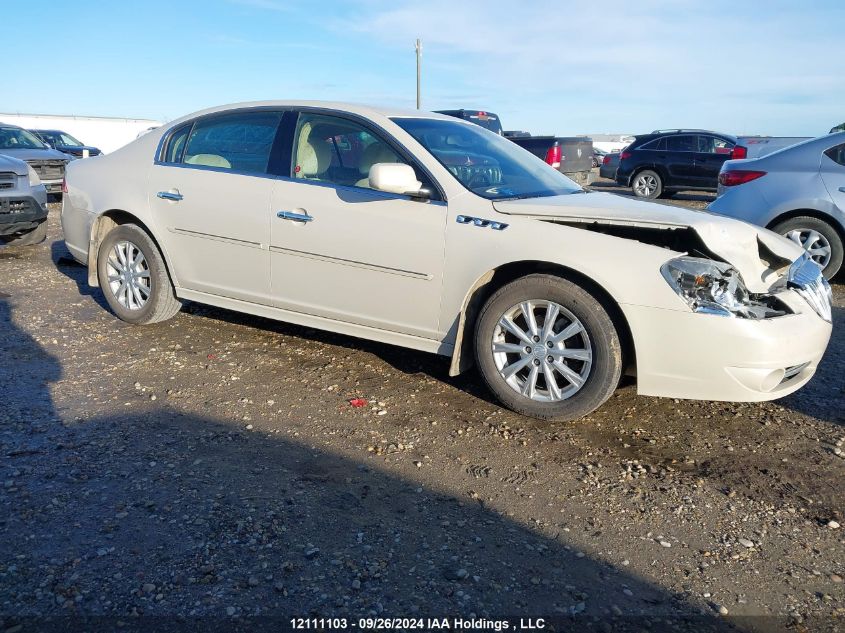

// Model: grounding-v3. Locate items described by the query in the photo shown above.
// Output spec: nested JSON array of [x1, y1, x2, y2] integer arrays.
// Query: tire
[[474, 274, 623, 421], [631, 170, 662, 199], [97, 223, 181, 325], [1, 221, 47, 246], [771, 216, 843, 279]]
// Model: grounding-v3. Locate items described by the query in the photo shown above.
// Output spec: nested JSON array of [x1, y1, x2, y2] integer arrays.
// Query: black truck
[[436, 109, 595, 186]]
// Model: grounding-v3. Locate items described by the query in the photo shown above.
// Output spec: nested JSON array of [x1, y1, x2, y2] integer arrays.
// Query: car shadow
[[589, 179, 716, 204], [0, 294, 741, 632], [50, 239, 111, 311]]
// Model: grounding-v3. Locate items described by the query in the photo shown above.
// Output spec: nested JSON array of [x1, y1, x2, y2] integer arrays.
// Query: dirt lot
[[0, 180, 843, 632]]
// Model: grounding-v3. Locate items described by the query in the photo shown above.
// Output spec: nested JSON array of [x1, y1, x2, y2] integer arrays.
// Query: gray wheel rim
[[784, 229, 833, 269], [106, 240, 151, 310], [492, 300, 593, 403], [634, 174, 657, 197]]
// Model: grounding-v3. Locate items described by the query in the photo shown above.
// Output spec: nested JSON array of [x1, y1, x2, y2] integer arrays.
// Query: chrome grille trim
[[787, 254, 832, 323]]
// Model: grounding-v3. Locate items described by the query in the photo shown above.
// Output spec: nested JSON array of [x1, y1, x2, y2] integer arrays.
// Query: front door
[[692, 135, 734, 188], [268, 111, 447, 340], [148, 110, 283, 305]]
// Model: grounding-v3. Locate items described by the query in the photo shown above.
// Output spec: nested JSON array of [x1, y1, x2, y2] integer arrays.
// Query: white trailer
[[0, 113, 163, 154]]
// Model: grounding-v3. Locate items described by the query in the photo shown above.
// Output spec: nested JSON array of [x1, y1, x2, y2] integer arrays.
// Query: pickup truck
[[436, 109, 595, 186]]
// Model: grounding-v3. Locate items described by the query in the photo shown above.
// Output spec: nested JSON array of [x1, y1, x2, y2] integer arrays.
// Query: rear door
[[663, 135, 699, 186], [693, 135, 734, 188], [148, 109, 283, 305]]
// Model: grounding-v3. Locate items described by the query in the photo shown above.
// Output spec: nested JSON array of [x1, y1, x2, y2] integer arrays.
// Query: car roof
[[166, 100, 456, 128], [633, 130, 738, 145]]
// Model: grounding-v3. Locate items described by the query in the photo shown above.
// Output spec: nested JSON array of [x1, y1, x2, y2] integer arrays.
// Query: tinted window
[[163, 124, 191, 164], [182, 111, 282, 174], [393, 117, 582, 200], [0, 126, 46, 150], [698, 135, 734, 154], [824, 143, 845, 166], [292, 113, 407, 190], [666, 135, 697, 152], [640, 137, 666, 151]]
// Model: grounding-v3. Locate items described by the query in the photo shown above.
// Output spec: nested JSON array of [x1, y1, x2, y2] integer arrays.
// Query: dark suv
[[615, 129, 746, 199]]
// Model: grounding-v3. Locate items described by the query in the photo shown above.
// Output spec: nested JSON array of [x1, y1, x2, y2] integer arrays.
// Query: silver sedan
[[708, 131, 845, 278]]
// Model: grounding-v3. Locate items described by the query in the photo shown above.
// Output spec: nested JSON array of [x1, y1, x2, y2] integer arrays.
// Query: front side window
[[181, 111, 282, 174], [666, 135, 697, 152], [393, 117, 582, 200], [0, 126, 46, 150], [698, 136, 734, 154], [824, 143, 845, 167], [292, 113, 406, 190]]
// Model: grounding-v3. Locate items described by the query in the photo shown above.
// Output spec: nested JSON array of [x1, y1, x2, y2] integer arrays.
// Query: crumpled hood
[[493, 192, 804, 292], [0, 153, 29, 176], [0, 147, 73, 162]]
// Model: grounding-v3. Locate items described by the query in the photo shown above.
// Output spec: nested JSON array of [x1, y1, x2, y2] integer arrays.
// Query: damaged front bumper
[[623, 255, 833, 402]]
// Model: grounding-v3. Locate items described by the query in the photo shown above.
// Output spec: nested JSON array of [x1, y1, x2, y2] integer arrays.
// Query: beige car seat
[[295, 123, 331, 179], [185, 154, 232, 169], [355, 143, 399, 188]]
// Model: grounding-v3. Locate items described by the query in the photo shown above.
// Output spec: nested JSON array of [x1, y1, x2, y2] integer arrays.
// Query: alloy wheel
[[106, 240, 151, 310], [634, 174, 657, 197], [784, 229, 833, 270], [491, 300, 593, 402]]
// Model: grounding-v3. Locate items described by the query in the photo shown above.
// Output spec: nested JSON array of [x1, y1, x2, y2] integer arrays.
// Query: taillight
[[620, 151, 632, 161], [602, 155, 611, 165], [544, 144, 562, 169], [718, 169, 766, 187], [61, 177, 68, 194], [730, 145, 748, 160]]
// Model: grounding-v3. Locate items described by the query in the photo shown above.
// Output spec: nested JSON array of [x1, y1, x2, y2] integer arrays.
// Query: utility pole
[[415, 38, 422, 110]]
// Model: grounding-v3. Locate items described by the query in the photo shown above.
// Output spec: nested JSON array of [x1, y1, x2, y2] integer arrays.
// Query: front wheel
[[771, 216, 842, 279], [97, 223, 182, 324], [474, 275, 623, 421], [631, 170, 662, 199]]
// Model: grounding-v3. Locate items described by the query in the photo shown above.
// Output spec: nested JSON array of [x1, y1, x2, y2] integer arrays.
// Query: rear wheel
[[1, 221, 47, 246], [771, 216, 842, 279], [97, 223, 182, 324], [631, 170, 662, 199], [474, 274, 623, 421]]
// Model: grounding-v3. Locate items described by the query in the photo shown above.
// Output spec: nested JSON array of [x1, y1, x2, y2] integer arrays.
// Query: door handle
[[277, 210, 313, 223], [157, 191, 183, 201]]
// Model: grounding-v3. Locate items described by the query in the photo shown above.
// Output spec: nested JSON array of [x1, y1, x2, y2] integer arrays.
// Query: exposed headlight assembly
[[27, 164, 41, 186], [661, 256, 778, 319]]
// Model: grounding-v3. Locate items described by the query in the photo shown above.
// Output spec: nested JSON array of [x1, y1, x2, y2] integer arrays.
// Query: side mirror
[[369, 163, 426, 198]]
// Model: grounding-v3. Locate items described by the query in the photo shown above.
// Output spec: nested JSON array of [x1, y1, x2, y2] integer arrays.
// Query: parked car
[[0, 154, 49, 245], [436, 109, 595, 186], [708, 132, 845, 279], [591, 147, 607, 169], [599, 151, 621, 180], [0, 123, 72, 195], [615, 129, 747, 199], [62, 102, 831, 421], [31, 129, 102, 158]]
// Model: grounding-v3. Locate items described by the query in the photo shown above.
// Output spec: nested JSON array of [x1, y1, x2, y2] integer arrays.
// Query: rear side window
[[181, 111, 283, 174], [698, 135, 734, 154], [162, 124, 191, 163], [639, 137, 666, 151], [666, 135, 697, 152], [824, 143, 845, 166]]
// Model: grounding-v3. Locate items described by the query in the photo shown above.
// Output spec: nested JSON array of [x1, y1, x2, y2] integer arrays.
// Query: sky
[[4, 0, 843, 137]]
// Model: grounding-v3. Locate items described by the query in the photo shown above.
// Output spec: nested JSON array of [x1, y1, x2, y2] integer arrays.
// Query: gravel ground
[[0, 183, 843, 632]]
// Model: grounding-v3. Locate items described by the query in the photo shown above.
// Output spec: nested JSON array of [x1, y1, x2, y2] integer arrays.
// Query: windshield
[[38, 131, 82, 146], [0, 126, 47, 150], [392, 117, 582, 200]]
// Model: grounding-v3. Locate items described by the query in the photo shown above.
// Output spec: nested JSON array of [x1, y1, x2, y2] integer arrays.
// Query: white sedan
[[61, 101, 833, 420]]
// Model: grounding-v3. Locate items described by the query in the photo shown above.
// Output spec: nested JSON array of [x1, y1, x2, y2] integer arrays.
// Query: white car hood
[[493, 192, 804, 292]]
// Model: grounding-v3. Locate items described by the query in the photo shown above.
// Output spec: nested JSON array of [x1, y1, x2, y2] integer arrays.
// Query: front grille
[[787, 254, 833, 322], [0, 199, 32, 215], [26, 160, 66, 181], [0, 172, 15, 190]]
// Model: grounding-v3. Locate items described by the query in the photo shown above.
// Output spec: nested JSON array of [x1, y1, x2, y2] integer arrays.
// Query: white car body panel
[[60, 100, 833, 406]]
